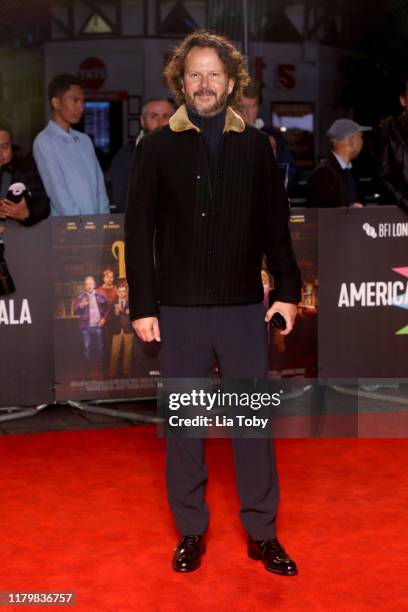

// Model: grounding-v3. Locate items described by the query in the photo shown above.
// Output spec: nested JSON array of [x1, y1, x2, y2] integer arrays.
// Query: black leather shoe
[[248, 537, 298, 575], [172, 535, 205, 572]]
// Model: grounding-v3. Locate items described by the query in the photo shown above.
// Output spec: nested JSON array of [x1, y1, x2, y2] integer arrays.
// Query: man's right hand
[[132, 316, 161, 343]]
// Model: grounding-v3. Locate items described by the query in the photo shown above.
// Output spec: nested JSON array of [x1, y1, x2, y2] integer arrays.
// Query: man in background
[[377, 74, 408, 213], [0, 118, 49, 225], [33, 74, 110, 216], [307, 119, 371, 208], [0, 118, 50, 295], [110, 98, 175, 213], [236, 82, 297, 193]]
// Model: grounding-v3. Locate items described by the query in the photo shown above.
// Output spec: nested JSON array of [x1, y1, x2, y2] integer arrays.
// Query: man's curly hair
[[164, 30, 250, 108]]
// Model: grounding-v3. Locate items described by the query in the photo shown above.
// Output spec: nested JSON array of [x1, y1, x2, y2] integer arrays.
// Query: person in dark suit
[[110, 98, 175, 213], [125, 31, 301, 575], [0, 118, 50, 225], [108, 280, 134, 377], [0, 118, 50, 295], [376, 74, 408, 213], [235, 81, 297, 194], [307, 119, 371, 208]]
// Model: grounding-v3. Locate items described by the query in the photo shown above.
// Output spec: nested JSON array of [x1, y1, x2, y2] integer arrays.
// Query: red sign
[[79, 57, 107, 90], [276, 64, 296, 90]]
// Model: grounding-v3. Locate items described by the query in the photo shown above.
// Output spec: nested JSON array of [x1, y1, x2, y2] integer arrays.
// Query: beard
[[185, 87, 229, 117]]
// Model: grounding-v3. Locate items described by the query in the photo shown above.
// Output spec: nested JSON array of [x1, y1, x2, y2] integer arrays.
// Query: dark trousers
[[159, 303, 279, 540]]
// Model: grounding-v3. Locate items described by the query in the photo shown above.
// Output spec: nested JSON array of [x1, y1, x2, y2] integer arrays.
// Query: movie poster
[[52, 215, 160, 401], [266, 208, 318, 378]]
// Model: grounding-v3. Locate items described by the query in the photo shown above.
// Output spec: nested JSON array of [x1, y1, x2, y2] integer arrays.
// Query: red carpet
[[1, 427, 408, 611]]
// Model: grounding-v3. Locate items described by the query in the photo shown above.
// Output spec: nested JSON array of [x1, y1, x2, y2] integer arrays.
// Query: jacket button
[[197, 175, 201, 179], [208, 288, 213, 294], [208, 250, 213, 256], [217, 171, 222, 178], [213, 211, 218, 217], [201, 212, 206, 217]]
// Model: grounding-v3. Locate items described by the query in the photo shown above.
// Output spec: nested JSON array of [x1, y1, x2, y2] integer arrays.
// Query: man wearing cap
[[307, 119, 371, 208]]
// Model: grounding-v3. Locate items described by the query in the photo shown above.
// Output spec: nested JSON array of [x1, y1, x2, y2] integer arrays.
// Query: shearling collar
[[169, 104, 245, 134]]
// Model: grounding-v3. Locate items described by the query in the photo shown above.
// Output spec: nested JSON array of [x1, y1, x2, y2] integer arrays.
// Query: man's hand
[[265, 301, 297, 336], [0, 197, 30, 221], [132, 316, 161, 342], [351, 202, 364, 208]]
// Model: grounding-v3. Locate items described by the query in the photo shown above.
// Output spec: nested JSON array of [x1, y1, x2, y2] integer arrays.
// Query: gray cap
[[327, 119, 372, 141]]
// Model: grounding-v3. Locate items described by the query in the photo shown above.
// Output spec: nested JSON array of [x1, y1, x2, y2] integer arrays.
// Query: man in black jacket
[[125, 31, 301, 575], [0, 119, 50, 225], [110, 98, 175, 213], [0, 119, 50, 294], [235, 81, 297, 194], [377, 75, 408, 213], [307, 119, 370, 208]]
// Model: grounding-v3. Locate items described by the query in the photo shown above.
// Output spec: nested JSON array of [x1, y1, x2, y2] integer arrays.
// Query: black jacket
[[261, 124, 297, 194], [0, 155, 50, 226], [378, 111, 408, 213], [307, 152, 361, 208], [125, 105, 301, 320]]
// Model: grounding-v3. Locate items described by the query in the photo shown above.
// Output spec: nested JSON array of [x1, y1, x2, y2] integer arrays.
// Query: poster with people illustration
[[52, 215, 160, 401]]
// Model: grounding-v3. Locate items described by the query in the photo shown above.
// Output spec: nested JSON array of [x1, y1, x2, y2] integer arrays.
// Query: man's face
[[85, 277, 96, 293], [141, 101, 174, 133], [400, 85, 408, 112], [349, 131, 363, 158], [117, 286, 127, 300], [103, 271, 114, 286], [237, 96, 259, 126], [52, 85, 85, 126], [0, 130, 13, 167], [182, 46, 234, 117]]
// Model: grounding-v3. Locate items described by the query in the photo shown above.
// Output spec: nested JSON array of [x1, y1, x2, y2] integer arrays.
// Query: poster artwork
[[52, 215, 160, 401]]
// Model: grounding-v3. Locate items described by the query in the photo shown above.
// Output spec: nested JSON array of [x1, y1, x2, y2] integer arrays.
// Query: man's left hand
[[265, 301, 297, 335], [0, 197, 30, 221]]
